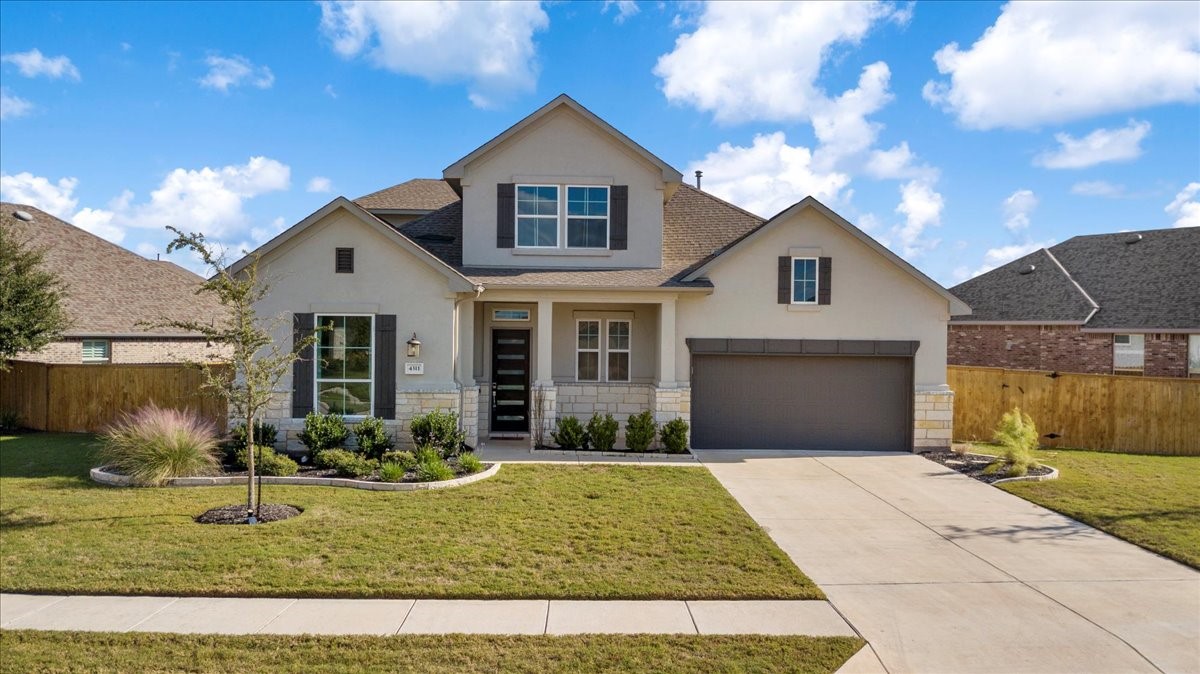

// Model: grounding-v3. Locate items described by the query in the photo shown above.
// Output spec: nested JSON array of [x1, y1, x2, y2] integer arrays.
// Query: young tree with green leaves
[[0, 222, 70, 370], [151, 227, 320, 523]]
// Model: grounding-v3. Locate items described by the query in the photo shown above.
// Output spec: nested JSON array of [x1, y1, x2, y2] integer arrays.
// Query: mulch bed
[[923, 450, 1055, 484], [195, 503, 303, 525]]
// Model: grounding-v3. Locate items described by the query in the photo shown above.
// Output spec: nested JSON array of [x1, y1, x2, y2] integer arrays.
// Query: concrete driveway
[[696, 450, 1200, 674]]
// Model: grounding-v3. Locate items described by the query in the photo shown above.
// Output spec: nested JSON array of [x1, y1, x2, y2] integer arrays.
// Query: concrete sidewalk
[[696, 450, 1200, 674], [0, 594, 855, 637]]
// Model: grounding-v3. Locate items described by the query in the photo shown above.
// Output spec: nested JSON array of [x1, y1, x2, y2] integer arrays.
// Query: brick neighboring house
[[2, 203, 227, 365], [949, 227, 1200, 378]]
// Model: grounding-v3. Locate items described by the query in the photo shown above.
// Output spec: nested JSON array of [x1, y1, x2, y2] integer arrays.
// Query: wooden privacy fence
[[948, 365, 1199, 456], [0, 360, 229, 434]]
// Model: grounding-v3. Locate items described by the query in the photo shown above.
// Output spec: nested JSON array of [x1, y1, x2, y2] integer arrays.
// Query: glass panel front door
[[491, 329, 530, 433]]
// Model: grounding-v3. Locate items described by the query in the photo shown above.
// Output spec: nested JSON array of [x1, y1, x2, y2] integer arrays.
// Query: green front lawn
[[972, 444, 1200, 568], [0, 433, 819, 599], [0, 631, 864, 674]]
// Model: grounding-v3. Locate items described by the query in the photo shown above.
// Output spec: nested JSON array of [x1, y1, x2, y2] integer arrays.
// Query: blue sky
[[2, 1, 1197, 285]]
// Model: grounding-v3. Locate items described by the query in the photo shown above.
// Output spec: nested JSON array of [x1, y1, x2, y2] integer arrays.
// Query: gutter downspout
[[453, 284, 486, 445]]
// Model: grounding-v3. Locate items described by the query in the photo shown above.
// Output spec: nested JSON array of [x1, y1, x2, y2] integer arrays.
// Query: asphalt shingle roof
[[951, 227, 1199, 330], [1, 203, 226, 337], [355, 179, 460, 212]]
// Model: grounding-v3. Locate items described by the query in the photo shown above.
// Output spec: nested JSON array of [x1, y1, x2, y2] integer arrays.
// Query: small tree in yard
[[0, 222, 70, 370], [992, 406, 1040, 477], [150, 227, 320, 523]]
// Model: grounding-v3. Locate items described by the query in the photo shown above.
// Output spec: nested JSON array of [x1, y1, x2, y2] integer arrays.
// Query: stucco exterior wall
[[460, 106, 665, 269], [675, 208, 952, 388]]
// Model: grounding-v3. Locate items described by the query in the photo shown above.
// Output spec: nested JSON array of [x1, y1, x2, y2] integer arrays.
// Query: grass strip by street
[[0, 433, 820, 599], [0, 631, 864, 674], [970, 443, 1199, 569]]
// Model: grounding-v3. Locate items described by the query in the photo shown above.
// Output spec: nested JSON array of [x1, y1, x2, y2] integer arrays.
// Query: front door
[[491, 329, 531, 433]]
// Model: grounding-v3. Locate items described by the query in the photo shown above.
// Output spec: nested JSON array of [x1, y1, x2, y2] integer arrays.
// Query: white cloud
[[324, 83, 338, 98], [1165, 182, 1200, 228], [319, 0, 549, 108], [972, 240, 1056, 279], [120, 42, 133, 52], [924, 2, 1200, 129], [809, 61, 893, 170], [199, 54, 275, 92], [1002, 189, 1038, 232], [0, 88, 33, 120], [892, 179, 944, 256], [0, 172, 80, 218], [1071, 180, 1126, 198], [863, 140, 939, 181], [654, 1, 907, 124], [603, 0, 640, 23], [1034, 120, 1151, 169], [685, 131, 850, 217], [306, 176, 333, 193], [0, 48, 80, 80]]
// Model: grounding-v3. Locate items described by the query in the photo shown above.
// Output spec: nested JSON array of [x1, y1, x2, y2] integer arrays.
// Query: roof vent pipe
[[1019, 265, 1036, 275], [1125, 234, 1143, 244], [694, 170, 702, 189]]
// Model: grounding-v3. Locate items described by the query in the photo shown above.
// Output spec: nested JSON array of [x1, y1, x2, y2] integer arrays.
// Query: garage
[[688, 339, 916, 452]]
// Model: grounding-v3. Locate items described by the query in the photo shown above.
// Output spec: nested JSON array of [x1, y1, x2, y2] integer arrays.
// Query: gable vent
[[1018, 264, 1036, 275], [335, 247, 354, 273], [1125, 234, 1143, 245]]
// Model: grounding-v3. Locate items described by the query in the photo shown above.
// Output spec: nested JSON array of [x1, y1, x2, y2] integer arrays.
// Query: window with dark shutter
[[497, 183, 516, 248], [291, 313, 315, 418], [777, 257, 790, 304], [374, 315, 397, 420], [335, 248, 354, 273]]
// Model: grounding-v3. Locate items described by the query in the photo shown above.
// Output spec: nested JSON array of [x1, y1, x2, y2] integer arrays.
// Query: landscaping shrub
[[352, 416, 394, 460], [230, 421, 278, 450], [99, 404, 221, 486], [410, 410, 465, 458], [992, 406, 1040, 477], [380, 450, 416, 472], [0, 409, 21, 432], [624, 410, 656, 453], [413, 445, 441, 465], [459, 452, 483, 475], [586, 414, 619, 452], [552, 415, 588, 450], [416, 454, 455, 482], [298, 412, 349, 455], [315, 448, 376, 478], [660, 418, 690, 454], [378, 462, 406, 483], [234, 446, 298, 476]]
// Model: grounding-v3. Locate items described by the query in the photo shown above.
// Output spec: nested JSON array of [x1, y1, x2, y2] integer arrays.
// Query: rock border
[[992, 464, 1059, 485], [90, 462, 501, 492], [530, 448, 695, 460]]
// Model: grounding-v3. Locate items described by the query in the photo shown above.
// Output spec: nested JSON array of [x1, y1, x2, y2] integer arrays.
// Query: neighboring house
[[1, 203, 226, 365], [949, 228, 1200, 378], [236, 95, 969, 453]]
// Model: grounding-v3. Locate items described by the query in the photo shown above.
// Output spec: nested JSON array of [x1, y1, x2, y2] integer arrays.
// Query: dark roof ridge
[[1057, 226, 1187, 242], [1042, 247, 1100, 321]]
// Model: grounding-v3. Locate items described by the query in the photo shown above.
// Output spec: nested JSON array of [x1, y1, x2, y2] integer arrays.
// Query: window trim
[[514, 183, 560, 249], [1112, 333, 1145, 372], [791, 256, 819, 305], [575, 319, 601, 382], [81, 339, 110, 363], [565, 184, 610, 250], [314, 313, 375, 418], [605, 318, 631, 382]]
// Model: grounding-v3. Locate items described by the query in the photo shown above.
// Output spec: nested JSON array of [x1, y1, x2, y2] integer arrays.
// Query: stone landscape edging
[[90, 462, 501, 492], [992, 464, 1059, 485], [530, 448, 695, 460]]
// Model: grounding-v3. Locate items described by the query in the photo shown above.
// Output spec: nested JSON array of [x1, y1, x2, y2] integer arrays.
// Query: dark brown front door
[[491, 329, 530, 433]]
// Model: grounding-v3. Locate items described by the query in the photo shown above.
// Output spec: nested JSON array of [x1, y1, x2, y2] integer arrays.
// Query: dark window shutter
[[777, 257, 791, 304], [374, 314, 397, 420], [291, 313, 315, 418], [497, 183, 515, 248], [610, 185, 628, 250], [335, 247, 354, 273], [818, 257, 832, 305]]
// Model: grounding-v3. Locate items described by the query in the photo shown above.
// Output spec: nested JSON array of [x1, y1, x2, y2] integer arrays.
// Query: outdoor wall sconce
[[406, 332, 422, 358]]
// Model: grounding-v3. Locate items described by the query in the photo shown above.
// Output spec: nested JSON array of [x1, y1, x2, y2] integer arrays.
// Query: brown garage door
[[691, 354, 912, 451]]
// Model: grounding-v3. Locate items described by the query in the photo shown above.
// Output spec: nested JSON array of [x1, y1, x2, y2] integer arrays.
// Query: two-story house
[[235, 95, 969, 452]]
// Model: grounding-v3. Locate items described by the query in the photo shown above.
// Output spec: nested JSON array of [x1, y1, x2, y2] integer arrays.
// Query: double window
[[315, 315, 373, 416], [576, 319, 630, 382], [792, 257, 818, 304], [516, 184, 609, 249]]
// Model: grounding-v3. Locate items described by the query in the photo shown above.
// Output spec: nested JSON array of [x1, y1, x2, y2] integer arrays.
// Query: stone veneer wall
[[913, 390, 953, 452]]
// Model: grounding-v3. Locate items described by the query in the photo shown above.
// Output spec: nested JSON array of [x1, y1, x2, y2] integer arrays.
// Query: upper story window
[[316, 315, 373, 416], [792, 257, 818, 304], [566, 186, 609, 248], [516, 185, 559, 247], [1113, 334, 1144, 372]]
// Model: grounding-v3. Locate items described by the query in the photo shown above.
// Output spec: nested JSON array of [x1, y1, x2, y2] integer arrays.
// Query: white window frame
[[1112, 333, 1145, 372], [81, 339, 110, 363], [605, 319, 631, 382], [791, 257, 819, 304], [575, 319, 601, 382], [492, 308, 531, 322], [565, 184, 610, 250], [1189, 335, 1200, 376], [515, 184, 560, 249], [314, 313, 374, 418]]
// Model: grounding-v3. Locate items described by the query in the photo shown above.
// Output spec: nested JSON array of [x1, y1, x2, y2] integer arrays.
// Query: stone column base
[[914, 389, 954, 453]]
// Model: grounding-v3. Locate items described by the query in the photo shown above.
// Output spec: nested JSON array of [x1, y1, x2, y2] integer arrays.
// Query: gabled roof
[[952, 227, 1200, 330], [0, 202, 225, 337], [680, 196, 971, 315], [442, 94, 684, 184], [227, 197, 476, 292], [355, 179, 459, 212]]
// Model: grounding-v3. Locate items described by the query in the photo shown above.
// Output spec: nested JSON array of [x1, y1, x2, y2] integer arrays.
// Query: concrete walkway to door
[[695, 450, 1200, 674]]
